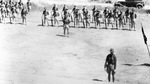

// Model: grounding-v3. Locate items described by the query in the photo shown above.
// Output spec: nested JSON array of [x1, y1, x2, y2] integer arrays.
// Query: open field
[[0, 10, 150, 84], [0, 0, 150, 84]]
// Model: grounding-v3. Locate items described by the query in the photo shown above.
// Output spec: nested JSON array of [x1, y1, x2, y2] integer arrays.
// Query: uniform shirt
[[125, 9, 130, 17], [62, 6, 66, 12], [5, 3, 8, 8], [18, 1, 23, 6], [0, 7, 5, 14], [63, 12, 70, 24], [118, 13, 124, 20], [130, 12, 137, 20], [107, 12, 113, 18], [105, 53, 117, 69], [74, 9, 79, 18], [9, 0, 12, 6], [84, 10, 89, 19], [43, 9, 49, 16], [52, 6, 58, 12], [113, 8, 118, 14], [27, 1, 31, 7], [92, 7, 96, 15], [52, 6, 58, 16], [0, 0, 4, 5], [11, 7, 16, 14], [72, 7, 76, 14], [82, 8, 86, 15], [96, 12, 102, 18], [73, 7, 78, 16], [103, 9, 108, 17], [21, 9, 27, 16]]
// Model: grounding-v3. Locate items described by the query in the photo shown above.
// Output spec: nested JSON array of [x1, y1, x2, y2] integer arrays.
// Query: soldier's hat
[[110, 48, 114, 53]]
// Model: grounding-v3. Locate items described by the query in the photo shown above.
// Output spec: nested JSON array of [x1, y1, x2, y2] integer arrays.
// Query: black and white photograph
[[0, 0, 150, 84]]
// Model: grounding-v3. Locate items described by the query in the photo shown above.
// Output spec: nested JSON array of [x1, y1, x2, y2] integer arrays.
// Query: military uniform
[[63, 10, 70, 36], [42, 9, 49, 26], [104, 49, 117, 82], [27, 1, 31, 12], [130, 10, 137, 30]]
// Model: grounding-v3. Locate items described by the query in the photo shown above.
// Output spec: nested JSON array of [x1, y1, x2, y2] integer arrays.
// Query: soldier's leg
[[63, 25, 66, 36], [133, 20, 135, 31], [43, 16, 46, 25], [106, 65, 111, 82], [107, 19, 110, 27], [2, 15, 4, 23], [10, 16, 12, 24], [112, 70, 115, 82], [51, 17, 54, 26], [0, 17, 1, 23], [129, 19, 131, 30], [111, 20, 113, 29], [77, 18, 80, 28], [67, 25, 69, 35], [47, 18, 49, 26], [13, 17, 16, 24], [71, 14, 73, 22], [116, 19, 118, 29], [119, 20, 121, 29], [85, 19, 87, 28], [99, 20, 101, 29], [22, 17, 24, 24], [75, 17, 78, 28], [131, 20, 133, 30], [21, 16, 23, 24], [56, 17, 59, 26], [126, 17, 127, 24], [74, 17, 76, 27], [104, 18, 107, 28], [24, 17, 26, 25], [54, 17, 56, 26], [97, 20, 99, 29], [83, 19, 85, 28], [95, 18, 97, 28], [125, 17, 127, 24], [87, 19, 90, 28], [122, 20, 124, 29], [108, 70, 111, 82]]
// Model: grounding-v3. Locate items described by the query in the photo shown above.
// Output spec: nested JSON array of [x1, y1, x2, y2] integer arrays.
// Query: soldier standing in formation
[[62, 8, 70, 37]]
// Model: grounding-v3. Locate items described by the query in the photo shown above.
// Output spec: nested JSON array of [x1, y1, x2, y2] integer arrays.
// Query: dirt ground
[[0, 9, 150, 84]]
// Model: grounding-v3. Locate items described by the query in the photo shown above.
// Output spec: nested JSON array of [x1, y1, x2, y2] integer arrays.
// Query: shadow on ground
[[56, 34, 65, 37], [92, 79, 103, 82], [122, 63, 150, 67]]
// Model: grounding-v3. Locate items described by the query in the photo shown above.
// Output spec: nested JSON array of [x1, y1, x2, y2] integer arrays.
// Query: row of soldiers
[[42, 5, 137, 36], [0, 0, 31, 24]]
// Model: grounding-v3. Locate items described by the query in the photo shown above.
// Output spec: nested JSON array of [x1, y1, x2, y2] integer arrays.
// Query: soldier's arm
[[42, 11, 44, 17], [114, 56, 117, 70], [135, 14, 137, 19], [104, 56, 108, 68]]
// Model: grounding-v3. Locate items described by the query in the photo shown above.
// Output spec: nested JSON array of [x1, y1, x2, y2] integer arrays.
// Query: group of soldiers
[[0, 1, 137, 36], [0, 1, 137, 82], [0, 0, 31, 24], [42, 4, 137, 36]]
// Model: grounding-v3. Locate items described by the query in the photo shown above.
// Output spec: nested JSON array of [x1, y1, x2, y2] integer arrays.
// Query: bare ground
[[0, 12, 150, 84]]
